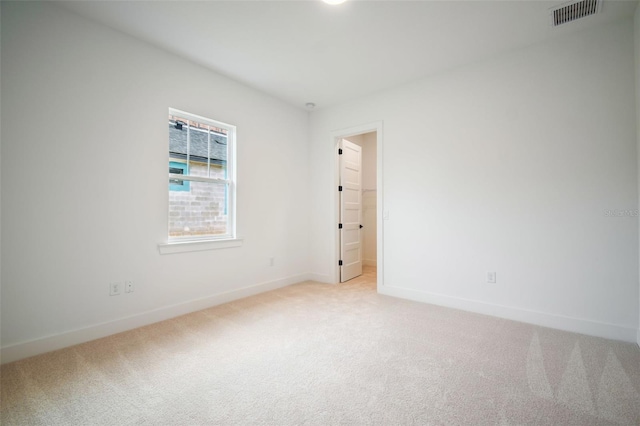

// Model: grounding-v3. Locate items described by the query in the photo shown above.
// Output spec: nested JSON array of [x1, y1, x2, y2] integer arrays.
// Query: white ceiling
[[58, 0, 638, 110]]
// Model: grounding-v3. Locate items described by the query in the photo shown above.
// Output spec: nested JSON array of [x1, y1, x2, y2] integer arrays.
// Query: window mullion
[[207, 127, 211, 177], [186, 121, 190, 172], [169, 174, 229, 185]]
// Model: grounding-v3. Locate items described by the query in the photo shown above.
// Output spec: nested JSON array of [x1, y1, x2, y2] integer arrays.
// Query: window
[[167, 108, 236, 242]]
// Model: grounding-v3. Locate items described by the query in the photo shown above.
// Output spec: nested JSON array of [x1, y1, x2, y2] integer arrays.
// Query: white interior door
[[339, 139, 363, 282]]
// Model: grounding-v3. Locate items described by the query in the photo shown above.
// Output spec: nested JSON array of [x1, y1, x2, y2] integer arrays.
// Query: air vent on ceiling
[[551, 0, 601, 27]]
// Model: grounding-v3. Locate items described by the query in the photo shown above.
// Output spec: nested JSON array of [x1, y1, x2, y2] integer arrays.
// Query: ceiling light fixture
[[305, 102, 316, 109], [323, 0, 347, 5]]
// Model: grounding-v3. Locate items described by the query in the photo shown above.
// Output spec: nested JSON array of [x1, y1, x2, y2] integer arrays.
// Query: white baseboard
[[379, 284, 638, 343], [363, 259, 377, 267], [1, 273, 311, 364], [5, 276, 634, 364]]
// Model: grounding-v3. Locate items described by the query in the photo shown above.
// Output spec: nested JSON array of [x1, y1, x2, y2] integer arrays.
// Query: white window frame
[[159, 108, 240, 254]]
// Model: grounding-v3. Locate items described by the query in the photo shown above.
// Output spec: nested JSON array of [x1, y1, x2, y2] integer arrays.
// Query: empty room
[[1, 0, 640, 424]]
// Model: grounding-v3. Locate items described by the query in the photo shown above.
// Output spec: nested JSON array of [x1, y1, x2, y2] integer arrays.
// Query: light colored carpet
[[2, 266, 640, 425]]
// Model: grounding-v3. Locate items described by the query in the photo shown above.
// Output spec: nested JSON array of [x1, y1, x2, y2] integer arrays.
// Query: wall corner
[[635, 1, 640, 348]]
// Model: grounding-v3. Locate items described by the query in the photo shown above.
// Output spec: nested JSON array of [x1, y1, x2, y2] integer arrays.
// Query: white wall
[[310, 19, 639, 342], [0, 2, 3, 364], [635, 3, 640, 347], [0, 2, 309, 361], [1, 3, 638, 363]]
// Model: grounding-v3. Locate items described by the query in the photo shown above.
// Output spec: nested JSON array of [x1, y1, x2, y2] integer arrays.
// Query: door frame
[[331, 121, 384, 290]]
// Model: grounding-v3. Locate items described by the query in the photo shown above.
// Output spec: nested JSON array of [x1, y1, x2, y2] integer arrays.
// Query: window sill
[[157, 238, 243, 255]]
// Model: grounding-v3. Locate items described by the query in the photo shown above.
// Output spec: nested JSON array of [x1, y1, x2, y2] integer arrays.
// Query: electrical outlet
[[487, 272, 497, 283], [125, 280, 134, 293], [269, 257, 275, 267], [109, 282, 122, 296]]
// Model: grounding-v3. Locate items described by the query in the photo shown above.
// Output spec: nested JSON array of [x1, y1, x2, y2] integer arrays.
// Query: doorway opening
[[334, 122, 382, 289]]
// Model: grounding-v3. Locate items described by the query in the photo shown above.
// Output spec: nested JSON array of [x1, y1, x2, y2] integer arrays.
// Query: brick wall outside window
[[169, 162, 228, 238]]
